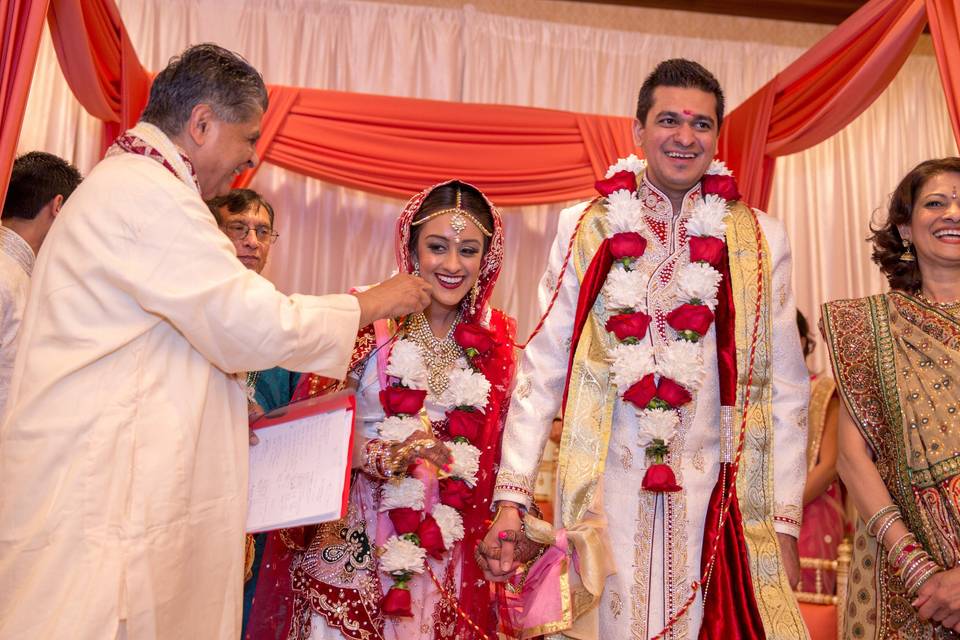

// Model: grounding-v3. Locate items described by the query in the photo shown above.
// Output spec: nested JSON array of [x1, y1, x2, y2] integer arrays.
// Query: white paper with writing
[[246, 406, 353, 533]]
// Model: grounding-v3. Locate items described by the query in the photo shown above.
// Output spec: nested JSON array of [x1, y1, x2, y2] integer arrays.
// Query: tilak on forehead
[[682, 109, 694, 116], [410, 189, 493, 243]]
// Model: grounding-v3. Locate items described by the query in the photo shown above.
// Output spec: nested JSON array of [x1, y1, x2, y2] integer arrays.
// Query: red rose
[[388, 507, 422, 535], [655, 377, 692, 407], [417, 514, 447, 559], [622, 373, 656, 409], [382, 585, 413, 617], [689, 236, 725, 266], [453, 323, 496, 357], [595, 170, 638, 197], [439, 478, 473, 510], [605, 311, 651, 342], [701, 174, 741, 201], [610, 232, 647, 260], [380, 386, 427, 417], [641, 463, 682, 493], [666, 304, 714, 336], [446, 408, 485, 443]]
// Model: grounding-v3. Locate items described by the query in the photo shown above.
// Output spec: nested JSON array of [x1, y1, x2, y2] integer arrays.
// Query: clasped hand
[[475, 503, 544, 582], [913, 566, 960, 632]]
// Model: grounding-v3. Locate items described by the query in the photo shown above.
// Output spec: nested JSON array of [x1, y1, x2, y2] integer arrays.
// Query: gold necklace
[[915, 290, 960, 312], [406, 311, 464, 396]]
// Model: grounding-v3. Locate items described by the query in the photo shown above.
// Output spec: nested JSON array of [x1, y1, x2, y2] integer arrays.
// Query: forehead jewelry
[[410, 189, 493, 240], [952, 187, 958, 200]]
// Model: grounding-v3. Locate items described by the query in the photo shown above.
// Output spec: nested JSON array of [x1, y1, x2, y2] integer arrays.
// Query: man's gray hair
[[140, 43, 268, 135]]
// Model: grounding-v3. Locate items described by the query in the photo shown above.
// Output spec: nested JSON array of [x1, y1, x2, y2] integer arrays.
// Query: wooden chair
[[795, 538, 852, 640]]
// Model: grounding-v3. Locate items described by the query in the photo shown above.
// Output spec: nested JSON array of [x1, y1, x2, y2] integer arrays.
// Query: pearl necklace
[[406, 311, 463, 396]]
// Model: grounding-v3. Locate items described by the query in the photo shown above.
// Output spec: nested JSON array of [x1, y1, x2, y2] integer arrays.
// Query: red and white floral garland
[[372, 321, 498, 616], [595, 155, 741, 492]]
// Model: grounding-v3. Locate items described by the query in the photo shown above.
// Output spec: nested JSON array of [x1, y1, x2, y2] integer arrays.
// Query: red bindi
[[682, 109, 694, 116]]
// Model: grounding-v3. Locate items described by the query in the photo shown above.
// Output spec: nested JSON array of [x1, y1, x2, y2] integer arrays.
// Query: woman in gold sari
[[822, 157, 960, 638]]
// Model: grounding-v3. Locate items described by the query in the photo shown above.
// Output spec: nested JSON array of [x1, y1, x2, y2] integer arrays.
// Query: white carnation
[[657, 340, 703, 389], [706, 159, 733, 176], [678, 262, 722, 309], [609, 342, 655, 390], [448, 441, 481, 486], [378, 416, 421, 442], [636, 408, 680, 447], [379, 535, 426, 575], [687, 194, 728, 239], [386, 339, 428, 390], [603, 267, 647, 311], [605, 154, 646, 179], [431, 503, 465, 549], [379, 477, 425, 512], [605, 190, 643, 234], [441, 367, 491, 410]]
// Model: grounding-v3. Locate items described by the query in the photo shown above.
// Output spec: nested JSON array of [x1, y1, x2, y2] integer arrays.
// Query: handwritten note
[[246, 403, 353, 533]]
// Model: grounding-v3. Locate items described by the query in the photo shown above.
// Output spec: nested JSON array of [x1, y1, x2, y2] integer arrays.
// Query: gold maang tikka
[[410, 189, 493, 242]]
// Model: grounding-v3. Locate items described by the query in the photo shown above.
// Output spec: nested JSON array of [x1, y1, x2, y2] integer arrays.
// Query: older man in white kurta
[[0, 120, 360, 638], [0, 45, 430, 640]]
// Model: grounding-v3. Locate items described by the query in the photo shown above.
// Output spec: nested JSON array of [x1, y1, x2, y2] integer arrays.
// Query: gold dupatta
[[823, 292, 960, 640]]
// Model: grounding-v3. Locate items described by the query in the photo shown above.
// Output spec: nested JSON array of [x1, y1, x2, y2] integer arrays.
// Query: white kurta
[[0, 226, 34, 419], [0, 123, 361, 640], [494, 177, 808, 639]]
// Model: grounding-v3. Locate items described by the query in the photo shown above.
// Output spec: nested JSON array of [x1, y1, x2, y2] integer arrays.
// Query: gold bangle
[[866, 505, 899, 536]]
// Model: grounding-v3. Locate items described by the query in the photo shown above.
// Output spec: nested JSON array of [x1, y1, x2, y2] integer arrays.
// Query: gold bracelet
[[866, 505, 899, 536], [875, 513, 902, 546]]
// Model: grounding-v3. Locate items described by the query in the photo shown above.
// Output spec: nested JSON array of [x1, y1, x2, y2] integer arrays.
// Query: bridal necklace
[[406, 310, 463, 395]]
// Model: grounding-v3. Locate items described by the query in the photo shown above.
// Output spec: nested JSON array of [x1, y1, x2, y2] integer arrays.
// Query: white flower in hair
[[378, 416, 421, 443], [657, 340, 703, 389], [605, 154, 646, 178], [603, 267, 647, 311], [606, 190, 643, 234], [441, 367, 491, 410], [448, 441, 481, 486], [687, 195, 728, 239], [380, 535, 427, 575], [678, 262, 722, 309], [380, 477, 426, 512], [636, 409, 680, 447], [386, 339, 429, 390], [431, 503, 465, 549], [610, 342, 655, 390], [707, 159, 733, 176]]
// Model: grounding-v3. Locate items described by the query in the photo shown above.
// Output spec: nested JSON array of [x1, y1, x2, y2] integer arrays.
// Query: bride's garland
[[595, 154, 741, 492], [372, 321, 498, 616]]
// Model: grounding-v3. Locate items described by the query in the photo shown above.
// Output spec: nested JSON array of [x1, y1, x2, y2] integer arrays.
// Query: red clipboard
[[249, 390, 356, 528]]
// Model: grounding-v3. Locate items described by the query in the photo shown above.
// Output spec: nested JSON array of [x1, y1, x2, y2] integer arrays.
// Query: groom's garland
[[371, 322, 498, 617], [594, 155, 741, 492]]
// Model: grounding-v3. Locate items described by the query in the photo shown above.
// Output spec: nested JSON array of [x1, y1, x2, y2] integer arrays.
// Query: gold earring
[[469, 281, 479, 313], [900, 238, 915, 262]]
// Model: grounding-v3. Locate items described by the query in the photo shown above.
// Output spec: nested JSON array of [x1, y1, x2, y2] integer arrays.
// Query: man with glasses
[[209, 188, 279, 276]]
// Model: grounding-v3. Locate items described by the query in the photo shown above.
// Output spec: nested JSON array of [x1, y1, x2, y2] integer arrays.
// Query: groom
[[481, 59, 809, 639]]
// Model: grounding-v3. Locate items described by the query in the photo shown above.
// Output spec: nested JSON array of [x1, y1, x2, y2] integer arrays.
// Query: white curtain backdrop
[[16, 0, 957, 371]]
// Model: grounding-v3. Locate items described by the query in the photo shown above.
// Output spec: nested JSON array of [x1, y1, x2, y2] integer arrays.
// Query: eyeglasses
[[223, 221, 279, 244]]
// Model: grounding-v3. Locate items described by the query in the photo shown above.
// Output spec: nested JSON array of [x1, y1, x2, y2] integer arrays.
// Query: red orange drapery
[[46, 0, 150, 156], [3, 0, 959, 208], [718, 0, 930, 208], [232, 86, 635, 205], [0, 0, 49, 207]]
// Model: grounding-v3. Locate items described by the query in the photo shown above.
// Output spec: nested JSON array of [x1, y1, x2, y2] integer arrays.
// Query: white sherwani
[[0, 123, 361, 640], [493, 177, 808, 639], [0, 226, 34, 418]]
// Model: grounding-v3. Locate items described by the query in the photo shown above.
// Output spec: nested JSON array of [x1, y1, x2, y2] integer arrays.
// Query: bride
[[247, 180, 516, 640]]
